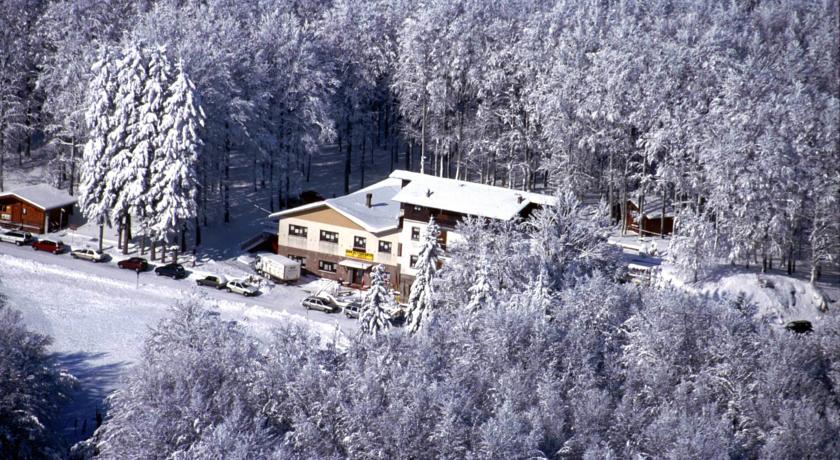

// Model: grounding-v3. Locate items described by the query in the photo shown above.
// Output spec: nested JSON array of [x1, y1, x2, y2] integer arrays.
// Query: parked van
[[254, 252, 301, 283]]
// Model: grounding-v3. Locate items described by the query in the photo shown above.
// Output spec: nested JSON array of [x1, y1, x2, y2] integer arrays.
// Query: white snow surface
[[0, 183, 77, 210], [0, 244, 354, 444], [658, 264, 830, 326], [269, 177, 403, 233], [389, 170, 556, 221]]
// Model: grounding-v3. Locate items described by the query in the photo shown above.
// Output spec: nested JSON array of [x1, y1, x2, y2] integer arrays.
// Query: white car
[[225, 280, 259, 297], [70, 248, 107, 262], [0, 230, 33, 246]]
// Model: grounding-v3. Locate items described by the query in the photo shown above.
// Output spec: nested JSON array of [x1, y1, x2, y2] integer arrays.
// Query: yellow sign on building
[[345, 249, 374, 261]]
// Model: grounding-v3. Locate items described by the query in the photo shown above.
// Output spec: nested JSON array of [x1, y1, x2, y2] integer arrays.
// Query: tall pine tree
[[406, 217, 441, 333], [359, 264, 393, 338]]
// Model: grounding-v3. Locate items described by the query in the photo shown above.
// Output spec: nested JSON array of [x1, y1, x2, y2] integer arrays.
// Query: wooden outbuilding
[[614, 197, 674, 236], [0, 184, 76, 234]]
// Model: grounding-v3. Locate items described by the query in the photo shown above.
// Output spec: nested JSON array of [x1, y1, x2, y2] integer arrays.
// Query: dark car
[[117, 257, 149, 272], [155, 263, 188, 279], [196, 274, 229, 289], [32, 239, 65, 254], [785, 320, 812, 334]]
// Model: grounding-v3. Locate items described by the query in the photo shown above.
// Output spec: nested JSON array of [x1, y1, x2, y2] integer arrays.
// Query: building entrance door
[[351, 268, 365, 286]]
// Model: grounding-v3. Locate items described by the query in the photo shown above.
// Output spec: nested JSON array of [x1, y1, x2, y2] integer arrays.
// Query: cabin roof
[[0, 184, 76, 211]]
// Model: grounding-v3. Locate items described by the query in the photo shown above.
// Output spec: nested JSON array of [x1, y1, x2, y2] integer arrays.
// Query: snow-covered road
[[0, 241, 356, 446]]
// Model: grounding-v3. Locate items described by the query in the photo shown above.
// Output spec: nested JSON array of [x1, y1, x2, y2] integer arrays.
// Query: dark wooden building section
[[613, 197, 674, 236], [0, 184, 76, 234]]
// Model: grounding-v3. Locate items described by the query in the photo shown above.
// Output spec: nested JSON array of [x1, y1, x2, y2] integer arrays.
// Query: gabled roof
[[0, 184, 76, 210], [389, 170, 556, 221], [628, 196, 674, 218], [268, 178, 402, 233]]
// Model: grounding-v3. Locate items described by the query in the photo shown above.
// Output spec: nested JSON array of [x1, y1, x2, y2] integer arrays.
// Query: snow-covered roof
[[268, 178, 402, 233], [628, 196, 674, 218], [0, 184, 76, 210], [389, 170, 556, 221]]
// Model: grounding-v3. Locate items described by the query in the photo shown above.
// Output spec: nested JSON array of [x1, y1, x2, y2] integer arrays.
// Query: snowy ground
[[0, 241, 357, 447], [2, 141, 399, 449], [609, 232, 839, 328]]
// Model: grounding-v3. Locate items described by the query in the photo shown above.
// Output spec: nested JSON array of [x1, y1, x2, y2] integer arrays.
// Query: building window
[[378, 240, 392, 253], [288, 254, 306, 267], [320, 230, 338, 243], [318, 260, 336, 273], [411, 226, 420, 241], [413, 205, 423, 212], [289, 224, 308, 238], [410, 255, 418, 268], [353, 236, 366, 251], [22, 208, 27, 215], [397, 243, 402, 257]]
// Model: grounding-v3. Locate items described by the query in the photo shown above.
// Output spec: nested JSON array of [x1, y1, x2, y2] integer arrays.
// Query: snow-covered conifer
[[406, 217, 442, 333], [79, 50, 118, 250], [467, 261, 494, 313], [149, 59, 203, 247], [359, 264, 393, 337]]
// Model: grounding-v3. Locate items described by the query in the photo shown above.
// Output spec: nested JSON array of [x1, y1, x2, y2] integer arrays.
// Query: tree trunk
[[344, 117, 352, 194], [98, 224, 104, 253], [122, 214, 131, 255], [360, 136, 366, 188], [660, 186, 666, 239], [69, 136, 77, 195], [151, 239, 157, 261], [194, 216, 201, 248], [223, 123, 231, 223], [0, 127, 5, 192], [420, 101, 427, 174]]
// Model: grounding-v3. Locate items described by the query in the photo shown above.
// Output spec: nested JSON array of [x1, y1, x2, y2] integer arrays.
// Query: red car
[[32, 239, 65, 254], [117, 257, 149, 272]]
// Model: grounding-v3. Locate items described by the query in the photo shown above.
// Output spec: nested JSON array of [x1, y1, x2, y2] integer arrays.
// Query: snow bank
[[659, 264, 828, 326]]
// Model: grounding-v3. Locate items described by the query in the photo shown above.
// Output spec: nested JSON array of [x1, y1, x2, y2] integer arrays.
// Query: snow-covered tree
[[148, 60, 203, 251], [466, 261, 494, 313], [359, 264, 393, 337], [406, 217, 442, 333], [79, 50, 118, 251], [0, 294, 73, 459]]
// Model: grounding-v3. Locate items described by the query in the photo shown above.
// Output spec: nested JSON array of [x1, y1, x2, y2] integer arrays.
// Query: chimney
[[426, 188, 433, 198], [517, 194, 525, 204], [365, 193, 373, 208]]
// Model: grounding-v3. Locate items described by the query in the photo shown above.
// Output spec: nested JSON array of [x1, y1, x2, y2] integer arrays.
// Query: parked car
[[70, 248, 107, 262], [155, 263, 188, 279], [226, 279, 259, 296], [0, 230, 33, 245], [32, 239, 65, 254], [785, 320, 812, 334], [343, 302, 362, 319], [196, 274, 229, 289], [117, 257, 149, 272], [301, 296, 339, 313]]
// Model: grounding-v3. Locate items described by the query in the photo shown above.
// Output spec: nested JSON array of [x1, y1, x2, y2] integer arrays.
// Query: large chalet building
[[270, 170, 555, 298]]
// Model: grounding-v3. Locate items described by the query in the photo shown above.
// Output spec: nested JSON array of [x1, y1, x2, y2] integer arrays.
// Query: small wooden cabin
[[614, 197, 674, 236], [0, 184, 76, 234]]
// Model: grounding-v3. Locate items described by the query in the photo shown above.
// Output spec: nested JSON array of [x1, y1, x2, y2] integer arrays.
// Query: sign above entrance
[[345, 249, 374, 261]]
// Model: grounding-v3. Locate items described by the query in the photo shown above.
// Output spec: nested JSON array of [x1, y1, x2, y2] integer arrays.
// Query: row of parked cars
[[300, 291, 406, 324], [0, 229, 262, 298]]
